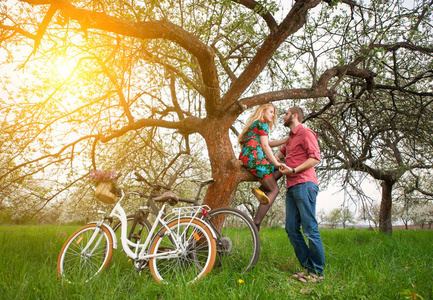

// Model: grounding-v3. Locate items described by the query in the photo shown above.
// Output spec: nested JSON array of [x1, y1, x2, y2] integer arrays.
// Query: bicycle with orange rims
[[57, 177, 217, 284], [115, 172, 260, 274]]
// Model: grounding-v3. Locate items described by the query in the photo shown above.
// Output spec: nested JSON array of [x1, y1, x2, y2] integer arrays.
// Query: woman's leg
[[253, 174, 280, 229], [258, 169, 283, 192]]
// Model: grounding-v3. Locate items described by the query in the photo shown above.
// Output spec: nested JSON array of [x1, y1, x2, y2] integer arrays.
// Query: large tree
[[304, 0, 433, 234], [1, 0, 432, 233]]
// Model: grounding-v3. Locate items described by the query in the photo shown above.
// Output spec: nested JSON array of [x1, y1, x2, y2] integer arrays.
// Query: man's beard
[[284, 116, 293, 127]]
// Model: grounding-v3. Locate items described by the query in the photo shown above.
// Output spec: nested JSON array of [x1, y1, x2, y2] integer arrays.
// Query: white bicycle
[[57, 182, 217, 284]]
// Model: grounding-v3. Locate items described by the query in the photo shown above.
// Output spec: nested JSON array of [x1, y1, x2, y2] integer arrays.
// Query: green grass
[[0, 225, 432, 299]]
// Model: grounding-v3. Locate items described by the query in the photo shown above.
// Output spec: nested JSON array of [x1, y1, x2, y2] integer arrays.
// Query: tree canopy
[[1, 0, 432, 233]]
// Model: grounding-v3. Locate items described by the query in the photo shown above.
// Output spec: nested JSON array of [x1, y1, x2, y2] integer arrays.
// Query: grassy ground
[[0, 225, 431, 299]]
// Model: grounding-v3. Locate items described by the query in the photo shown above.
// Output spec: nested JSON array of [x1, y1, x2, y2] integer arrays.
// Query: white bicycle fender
[[167, 217, 217, 239], [87, 222, 118, 249]]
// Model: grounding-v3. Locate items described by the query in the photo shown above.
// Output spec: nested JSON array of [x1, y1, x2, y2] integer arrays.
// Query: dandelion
[[238, 279, 244, 284]]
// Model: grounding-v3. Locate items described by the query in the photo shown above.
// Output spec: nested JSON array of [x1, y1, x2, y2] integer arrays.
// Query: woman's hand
[[279, 164, 291, 174]]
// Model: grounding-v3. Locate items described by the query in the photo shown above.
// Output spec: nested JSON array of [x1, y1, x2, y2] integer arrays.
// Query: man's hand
[[279, 164, 290, 174]]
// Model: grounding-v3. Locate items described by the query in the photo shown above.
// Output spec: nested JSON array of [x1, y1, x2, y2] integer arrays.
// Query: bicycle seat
[[153, 191, 179, 206]]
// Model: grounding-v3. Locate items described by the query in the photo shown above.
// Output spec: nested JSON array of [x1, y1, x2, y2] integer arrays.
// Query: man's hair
[[290, 106, 304, 123]]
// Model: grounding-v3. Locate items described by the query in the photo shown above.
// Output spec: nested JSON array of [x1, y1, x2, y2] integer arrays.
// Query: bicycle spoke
[[207, 208, 260, 273], [149, 218, 216, 284], [57, 224, 113, 283]]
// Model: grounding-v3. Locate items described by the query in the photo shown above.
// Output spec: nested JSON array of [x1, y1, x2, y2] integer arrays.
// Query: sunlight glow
[[54, 60, 75, 80]]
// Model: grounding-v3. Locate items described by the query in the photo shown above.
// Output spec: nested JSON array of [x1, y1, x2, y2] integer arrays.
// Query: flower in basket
[[86, 169, 118, 185], [87, 170, 119, 204]]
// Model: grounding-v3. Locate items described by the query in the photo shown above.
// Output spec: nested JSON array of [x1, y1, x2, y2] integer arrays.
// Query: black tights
[[253, 170, 283, 227]]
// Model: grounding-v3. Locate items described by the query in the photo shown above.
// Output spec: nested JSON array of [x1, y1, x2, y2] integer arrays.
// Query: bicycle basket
[[95, 182, 119, 204]]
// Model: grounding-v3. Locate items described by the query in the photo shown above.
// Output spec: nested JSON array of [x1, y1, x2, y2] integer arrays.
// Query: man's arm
[[268, 136, 289, 148], [279, 157, 319, 175]]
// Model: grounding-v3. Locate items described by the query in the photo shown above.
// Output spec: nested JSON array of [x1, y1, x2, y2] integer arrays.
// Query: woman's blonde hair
[[238, 103, 277, 144]]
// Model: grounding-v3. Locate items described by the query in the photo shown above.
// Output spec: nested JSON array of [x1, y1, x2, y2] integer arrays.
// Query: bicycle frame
[[95, 189, 215, 263]]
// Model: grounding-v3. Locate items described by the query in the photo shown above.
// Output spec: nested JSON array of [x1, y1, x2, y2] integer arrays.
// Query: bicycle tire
[[149, 218, 216, 284], [57, 224, 114, 283], [207, 207, 260, 273], [112, 215, 152, 251]]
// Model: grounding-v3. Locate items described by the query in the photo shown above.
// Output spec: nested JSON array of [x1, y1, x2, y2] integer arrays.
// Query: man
[[276, 106, 325, 283]]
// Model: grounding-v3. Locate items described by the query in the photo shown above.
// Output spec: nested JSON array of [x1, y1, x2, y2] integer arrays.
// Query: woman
[[238, 103, 288, 230]]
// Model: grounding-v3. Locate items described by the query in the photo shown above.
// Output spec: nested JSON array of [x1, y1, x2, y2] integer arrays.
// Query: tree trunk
[[199, 117, 255, 209], [379, 179, 394, 235]]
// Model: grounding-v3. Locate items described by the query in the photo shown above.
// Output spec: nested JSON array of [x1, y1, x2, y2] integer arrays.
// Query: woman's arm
[[268, 136, 289, 148], [279, 157, 320, 175], [260, 135, 283, 167]]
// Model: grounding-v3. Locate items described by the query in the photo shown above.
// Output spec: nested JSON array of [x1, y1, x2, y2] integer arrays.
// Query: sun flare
[[54, 60, 75, 80]]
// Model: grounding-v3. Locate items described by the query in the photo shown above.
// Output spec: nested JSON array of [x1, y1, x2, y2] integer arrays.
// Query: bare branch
[[19, 0, 220, 104], [100, 116, 202, 143], [232, 0, 278, 32], [222, 0, 322, 107]]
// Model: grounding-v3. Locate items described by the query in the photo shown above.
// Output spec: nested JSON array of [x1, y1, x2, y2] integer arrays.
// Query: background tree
[[317, 208, 327, 226], [232, 181, 286, 227], [339, 207, 355, 229], [1, 0, 432, 234], [395, 203, 412, 230], [327, 208, 341, 229], [306, 0, 433, 234], [358, 202, 381, 229]]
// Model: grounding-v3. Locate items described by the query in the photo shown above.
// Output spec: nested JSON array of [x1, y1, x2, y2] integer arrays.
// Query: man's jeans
[[285, 182, 325, 276]]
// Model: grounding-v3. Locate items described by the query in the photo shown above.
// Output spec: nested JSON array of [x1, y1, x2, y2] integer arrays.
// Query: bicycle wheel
[[112, 215, 152, 251], [149, 218, 216, 284], [57, 224, 114, 283], [207, 207, 260, 273]]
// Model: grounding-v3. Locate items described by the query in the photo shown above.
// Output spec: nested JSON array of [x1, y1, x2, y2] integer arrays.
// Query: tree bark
[[198, 116, 255, 209], [379, 179, 395, 235]]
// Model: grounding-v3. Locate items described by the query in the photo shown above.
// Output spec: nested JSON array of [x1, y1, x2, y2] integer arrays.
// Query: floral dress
[[239, 119, 274, 180]]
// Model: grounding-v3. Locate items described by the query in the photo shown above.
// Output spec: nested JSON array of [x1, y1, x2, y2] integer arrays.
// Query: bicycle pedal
[[134, 260, 148, 272]]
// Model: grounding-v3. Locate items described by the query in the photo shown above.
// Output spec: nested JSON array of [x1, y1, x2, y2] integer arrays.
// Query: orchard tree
[[317, 209, 327, 226], [327, 208, 341, 228], [362, 203, 379, 229], [1, 0, 432, 233], [305, 1, 433, 234], [339, 207, 355, 229], [395, 203, 412, 230], [410, 203, 433, 229]]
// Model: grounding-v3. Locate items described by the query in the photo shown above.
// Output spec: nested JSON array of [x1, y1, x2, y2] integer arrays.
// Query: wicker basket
[[95, 182, 119, 204]]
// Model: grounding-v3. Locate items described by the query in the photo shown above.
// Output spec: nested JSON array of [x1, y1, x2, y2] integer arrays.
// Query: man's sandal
[[292, 270, 308, 279], [298, 273, 323, 284], [252, 188, 270, 205]]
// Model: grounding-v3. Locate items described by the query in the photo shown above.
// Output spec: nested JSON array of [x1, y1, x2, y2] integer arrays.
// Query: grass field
[[0, 225, 432, 299]]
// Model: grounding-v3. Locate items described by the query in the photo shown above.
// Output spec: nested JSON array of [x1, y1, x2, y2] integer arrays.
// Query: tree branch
[[371, 42, 433, 56], [0, 134, 99, 181], [235, 87, 333, 112], [19, 0, 221, 106], [232, 0, 278, 32], [222, 0, 322, 108], [32, 4, 58, 53], [100, 116, 203, 143]]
